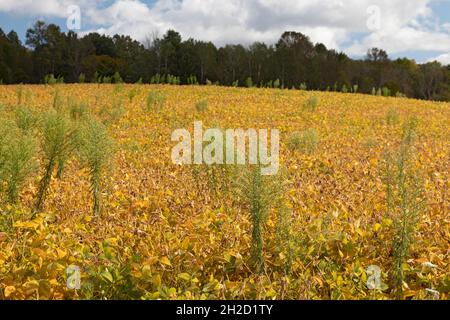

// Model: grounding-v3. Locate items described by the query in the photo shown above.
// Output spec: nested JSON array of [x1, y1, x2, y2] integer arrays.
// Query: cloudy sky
[[0, 0, 449, 64]]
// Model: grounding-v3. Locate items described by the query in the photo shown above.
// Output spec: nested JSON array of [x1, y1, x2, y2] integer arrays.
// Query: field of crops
[[0, 84, 448, 300]]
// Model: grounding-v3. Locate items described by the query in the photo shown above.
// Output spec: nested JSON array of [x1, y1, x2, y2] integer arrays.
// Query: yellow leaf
[[23, 280, 40, 290], [160, 257, 172, 267], [374, 223, 382, 232], [177, 273, 191, 282], [382, 218, 393, 227], [56, 248, 67, 259], [4, 286, 16, 298], [265, 288, 277, 299], [337, 276, 343, 287], [152, 274, 161, 287], [49, 279, 59, 286]]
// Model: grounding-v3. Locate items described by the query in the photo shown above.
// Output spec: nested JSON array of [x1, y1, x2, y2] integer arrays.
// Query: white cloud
[[428, 52, 450, 65], [1, 0, 449, 61], [0, 0, 98, 18]]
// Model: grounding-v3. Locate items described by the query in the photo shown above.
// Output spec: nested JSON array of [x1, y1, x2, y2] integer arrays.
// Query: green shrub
[[287, 128, 319, 153], [245, 77, 253, 88], [112, 72, 123, 84], [128, 88, 138, 103], [187, 75, 198, 85], [195, 100, 208, 112], [16, 86, 24, 105], [107, 100, 125, 124], [93, 72, 100, 83], [44, 74, 57, 85], [363, 136, 378, 149], [145, 91, 166, 112], [70, 103, 88, 121], [52, 90, 63, 111], [78, 73, 86, 84], [273, 79, 280, 89], [386, 108, 399, 126], [303, 96, 319, 112], [150, 74, 160, 84], [15, 106, 38, 132]]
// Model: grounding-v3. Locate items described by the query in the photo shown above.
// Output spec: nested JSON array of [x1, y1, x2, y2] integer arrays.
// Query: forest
[[0, 20, 449, 101]]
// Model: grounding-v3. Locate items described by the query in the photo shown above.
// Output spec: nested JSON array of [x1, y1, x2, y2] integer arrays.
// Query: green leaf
[[101, 269, 114, 283], [177, 273, 191, 282]]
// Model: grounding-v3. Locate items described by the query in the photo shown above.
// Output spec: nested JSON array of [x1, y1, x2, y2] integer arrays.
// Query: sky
[[0, 0, 449, 65]]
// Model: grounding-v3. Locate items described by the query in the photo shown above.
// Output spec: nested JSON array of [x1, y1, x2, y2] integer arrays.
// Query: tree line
[[0, 20, 449, 101]]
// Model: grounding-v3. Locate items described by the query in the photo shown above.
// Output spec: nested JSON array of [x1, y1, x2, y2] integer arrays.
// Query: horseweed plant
[[195, 100, 208, 112], [15, 106, 39, 133], [233, 165, 285, 274], [145, 91, 166, 112], [287, 128, 320, 153], [383, 116, 424, 299], [192, 129, 235, 201], [34, 110, 75, 214], [303, 96, 318, 112], [276, 200, 294, 275], [77, 117, 115, 216], [0, 119, 14, 174], [2, 129, 37, 204], [70, 103, 88, 121], [0, 119, 37, 204], [386, 107, 399, 126]]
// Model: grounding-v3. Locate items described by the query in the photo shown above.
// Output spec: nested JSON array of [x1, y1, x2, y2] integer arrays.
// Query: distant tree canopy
[[0, 21, 449, 101]]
